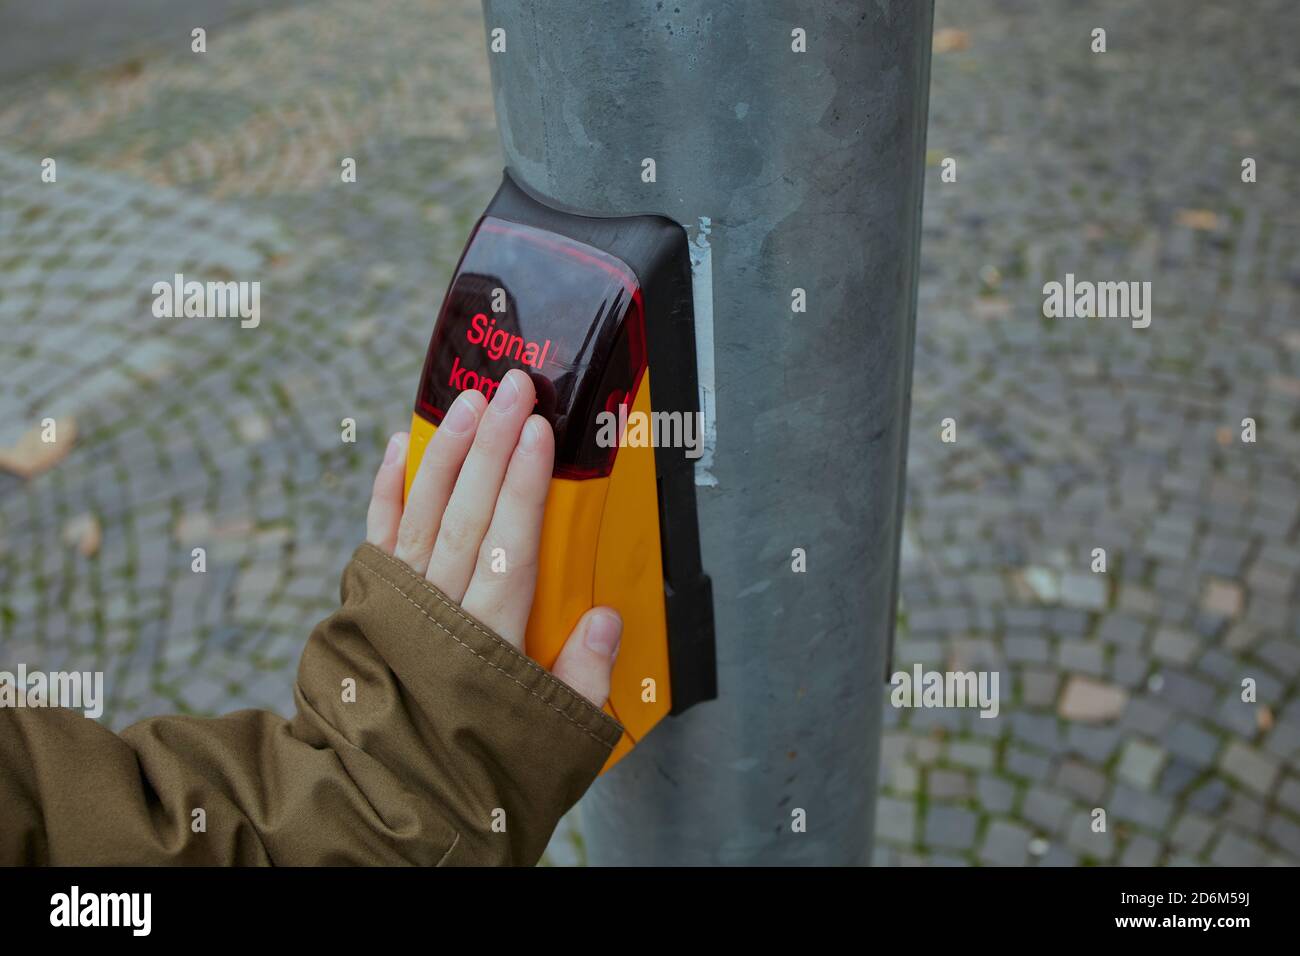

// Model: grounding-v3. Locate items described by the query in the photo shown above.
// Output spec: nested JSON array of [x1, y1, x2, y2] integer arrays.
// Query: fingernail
[[441, 393, 477, 434], [584, 610, 622, 658], [492, 370, 523, 412], [383, 432, 406, 466], [519, 417, 543, 452]]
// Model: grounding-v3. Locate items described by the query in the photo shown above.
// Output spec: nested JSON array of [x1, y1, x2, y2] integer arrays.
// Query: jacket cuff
[[331, 543, 620, 864], [349, 543, 622, 748]]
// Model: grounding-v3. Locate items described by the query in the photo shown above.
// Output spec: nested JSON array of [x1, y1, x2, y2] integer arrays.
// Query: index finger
[[459, 415, 554, 649]]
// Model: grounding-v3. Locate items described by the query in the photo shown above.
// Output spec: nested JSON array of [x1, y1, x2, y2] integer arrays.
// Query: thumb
[[551, 608, 622, 708]]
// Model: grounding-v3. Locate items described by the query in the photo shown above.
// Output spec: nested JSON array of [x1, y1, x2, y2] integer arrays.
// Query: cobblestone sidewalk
[[0, 0, 1296, 865], [883, 0, 1300, 866]]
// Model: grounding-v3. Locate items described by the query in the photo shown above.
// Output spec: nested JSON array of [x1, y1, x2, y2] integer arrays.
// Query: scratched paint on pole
[[688, 216, 718, 487]]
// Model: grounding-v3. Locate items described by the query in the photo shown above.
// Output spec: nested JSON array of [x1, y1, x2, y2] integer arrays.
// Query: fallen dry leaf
[[933, 28, 970, 53], [62, 513, 102, 558], [1257, 706, 1274, 732], [0, 417, 78, 479], [1176, 209, 1220, 231]]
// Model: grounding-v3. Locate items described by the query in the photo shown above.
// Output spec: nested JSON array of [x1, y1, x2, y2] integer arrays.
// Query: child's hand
[[364, 369, 622, 709]]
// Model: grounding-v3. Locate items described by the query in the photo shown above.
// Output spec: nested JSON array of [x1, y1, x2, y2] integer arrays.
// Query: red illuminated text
[[448, 355, 501, 400], [466, 313, 552, 368], [446, 312, 554, 402]]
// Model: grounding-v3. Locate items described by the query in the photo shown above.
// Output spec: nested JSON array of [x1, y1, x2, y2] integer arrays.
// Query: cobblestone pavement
[[0, 0, 1297, 866]]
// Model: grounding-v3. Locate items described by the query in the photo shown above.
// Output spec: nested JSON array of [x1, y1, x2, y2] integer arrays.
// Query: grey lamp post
[[482, 0, 934, 864]]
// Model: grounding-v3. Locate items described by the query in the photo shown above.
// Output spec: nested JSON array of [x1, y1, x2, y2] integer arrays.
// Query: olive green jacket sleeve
[[0, 543, 622, 866]]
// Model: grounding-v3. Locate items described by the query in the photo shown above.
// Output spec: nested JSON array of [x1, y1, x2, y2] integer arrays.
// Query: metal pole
[[482, 0, 933, 865]]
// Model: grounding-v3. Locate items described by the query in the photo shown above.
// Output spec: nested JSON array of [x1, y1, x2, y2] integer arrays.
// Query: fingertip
[[441, 390, 483, 435], [552, 607, 622, 707], [384, 431, 409, 467], [582, 607, 622, 659], [490, 368, 534, 414], [506, 367, 535, 401], [517, 414, 553, 455]]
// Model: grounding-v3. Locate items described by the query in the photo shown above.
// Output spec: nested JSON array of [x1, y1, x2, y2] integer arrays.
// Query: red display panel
[[416, 216, 647, 479]]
